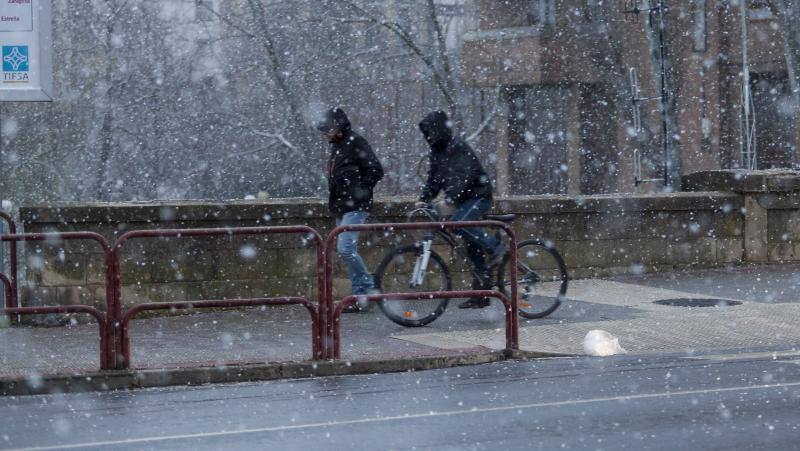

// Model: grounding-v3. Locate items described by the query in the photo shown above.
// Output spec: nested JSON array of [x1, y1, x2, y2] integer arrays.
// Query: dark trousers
[[451, 197, 499, 286]]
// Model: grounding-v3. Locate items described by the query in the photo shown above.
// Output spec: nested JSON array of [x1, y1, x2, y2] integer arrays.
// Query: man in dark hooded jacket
[[415, 110, 505, 309], [318, 107, 384, 312]]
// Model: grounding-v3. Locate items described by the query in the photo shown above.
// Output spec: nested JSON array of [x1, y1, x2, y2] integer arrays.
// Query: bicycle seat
[[485, 214, 516, 222]]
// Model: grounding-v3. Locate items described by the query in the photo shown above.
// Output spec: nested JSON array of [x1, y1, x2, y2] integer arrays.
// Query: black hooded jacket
[[325, 110, 384, 215], [419, 111, 492, 206]]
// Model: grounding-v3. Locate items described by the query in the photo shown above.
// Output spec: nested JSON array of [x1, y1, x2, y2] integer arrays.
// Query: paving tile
[[3, 264, 800, 377]]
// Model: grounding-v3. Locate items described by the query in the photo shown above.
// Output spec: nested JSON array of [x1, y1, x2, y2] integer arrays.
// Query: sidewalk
[[2, 263, 799, 379]]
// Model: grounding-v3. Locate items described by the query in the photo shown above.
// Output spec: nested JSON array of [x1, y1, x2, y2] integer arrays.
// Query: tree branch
[[466, 93, 501, 143], [334, 0, 459, 123], [245, 0, 306, 131], [426, 0, 459, 125], [250, 130, 298, 152], [196, 0, 258, 40]]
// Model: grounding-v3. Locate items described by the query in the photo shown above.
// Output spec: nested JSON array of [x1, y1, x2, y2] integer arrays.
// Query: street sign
[[0, 0, 52, 101]]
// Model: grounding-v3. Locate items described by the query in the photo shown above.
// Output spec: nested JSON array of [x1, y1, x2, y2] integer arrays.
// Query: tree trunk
[[425, 0, 461, 128], [94, 110, 113, 200], [247, 0, 321, 196]]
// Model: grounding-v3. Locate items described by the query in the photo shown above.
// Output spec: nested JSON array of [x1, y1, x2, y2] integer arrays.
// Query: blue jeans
[[451, 197, 500, 283], [336, 211, 375, 295]]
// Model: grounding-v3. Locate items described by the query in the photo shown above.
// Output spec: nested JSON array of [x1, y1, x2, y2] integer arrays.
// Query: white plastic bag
[[583, 330, 627, 356]]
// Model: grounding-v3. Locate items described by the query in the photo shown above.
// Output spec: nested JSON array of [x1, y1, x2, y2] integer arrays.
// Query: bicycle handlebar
[[407, 206, 441, 222]]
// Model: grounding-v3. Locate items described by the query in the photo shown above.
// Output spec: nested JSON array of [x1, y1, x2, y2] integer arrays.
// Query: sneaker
[[342, 303, 362, 313], [359, 288, 381, 311], [344, 288, 381, 313], [458, 297, 491, 309], [486, 244, 507, 268]]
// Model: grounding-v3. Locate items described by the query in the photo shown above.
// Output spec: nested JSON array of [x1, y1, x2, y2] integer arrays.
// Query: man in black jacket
[[415, 110, 505, 309], [318, 107, 384, 312]]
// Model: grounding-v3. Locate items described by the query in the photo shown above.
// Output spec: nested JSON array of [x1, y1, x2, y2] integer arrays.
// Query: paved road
[[2, 348, 800, 450]]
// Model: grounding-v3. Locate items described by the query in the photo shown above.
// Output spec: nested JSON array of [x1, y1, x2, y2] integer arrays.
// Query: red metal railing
[[0, 210, 523, 371], [0, 232, 114, 369], [0, 210, 19, 312], [0, 272, 13, 310], [111, 226, 325, 369], [324, 221, 519, 359]]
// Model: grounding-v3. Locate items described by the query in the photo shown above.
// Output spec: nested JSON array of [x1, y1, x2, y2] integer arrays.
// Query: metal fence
[[0, 211, 521, 371]]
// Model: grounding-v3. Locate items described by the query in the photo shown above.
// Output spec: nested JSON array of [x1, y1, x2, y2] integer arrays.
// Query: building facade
[[461, 0, 799, 195]]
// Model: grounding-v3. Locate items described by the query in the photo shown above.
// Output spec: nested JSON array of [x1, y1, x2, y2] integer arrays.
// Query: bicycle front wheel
[[374, 244, 452, 327], [500, 239, 568, 319]]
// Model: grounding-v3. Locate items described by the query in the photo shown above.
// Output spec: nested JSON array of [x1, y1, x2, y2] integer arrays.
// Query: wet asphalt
[[2, 348, 800, 450]]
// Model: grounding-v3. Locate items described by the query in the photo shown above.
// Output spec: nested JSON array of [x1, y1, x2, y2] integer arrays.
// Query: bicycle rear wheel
[[374, 244, 451, 327], [499, 239, 568, 319]]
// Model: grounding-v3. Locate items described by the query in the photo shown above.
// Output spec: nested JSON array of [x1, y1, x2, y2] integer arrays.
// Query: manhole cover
[[654, 298, 742, 308]]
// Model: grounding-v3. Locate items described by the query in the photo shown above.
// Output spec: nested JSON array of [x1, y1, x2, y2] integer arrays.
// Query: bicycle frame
[[416, 212, 539, 294], [406, 207, 495, 288]]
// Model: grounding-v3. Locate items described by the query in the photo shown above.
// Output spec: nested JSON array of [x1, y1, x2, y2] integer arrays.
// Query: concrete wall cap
[[20, 193, 742, 225], [683, 170, 800, 193]]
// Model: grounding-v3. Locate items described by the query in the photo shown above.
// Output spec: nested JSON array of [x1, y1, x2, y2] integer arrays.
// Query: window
[[527, 0, 556, 26], [585, 0, 606, 23], [507, 86, 569, 194], [748, 0, 774, 19], [692, 0, 707, 52]]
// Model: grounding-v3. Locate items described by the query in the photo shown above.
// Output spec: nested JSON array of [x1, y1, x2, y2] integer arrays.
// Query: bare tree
[[331, 0, 497, 134], [0, 0, 488, 204], [194, 0, 325, 196]]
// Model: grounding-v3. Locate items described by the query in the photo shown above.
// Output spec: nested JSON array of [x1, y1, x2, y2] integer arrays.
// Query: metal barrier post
[[112, 226, 325, 369], [0, 210, 19, 313], [324, 221, 519, 360]]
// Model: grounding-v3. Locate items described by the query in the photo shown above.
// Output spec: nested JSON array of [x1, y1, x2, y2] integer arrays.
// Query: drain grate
[[654, 298, 742, 308]]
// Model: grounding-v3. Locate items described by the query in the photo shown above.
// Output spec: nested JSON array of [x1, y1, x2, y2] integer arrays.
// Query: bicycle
[[373, 205, 568, 327]]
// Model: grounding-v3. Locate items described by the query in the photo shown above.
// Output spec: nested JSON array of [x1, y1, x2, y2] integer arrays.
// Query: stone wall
[[15, 170, 800, 312], [683, 170, 800, 264]]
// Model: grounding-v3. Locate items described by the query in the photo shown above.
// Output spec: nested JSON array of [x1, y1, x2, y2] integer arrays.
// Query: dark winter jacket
[[327, 121, 384, 215], [419, 111, 492, 206]]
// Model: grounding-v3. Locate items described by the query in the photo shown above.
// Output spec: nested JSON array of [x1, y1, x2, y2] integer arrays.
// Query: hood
[[418, 110, 453, 151], [316, 107, 351, 133]]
